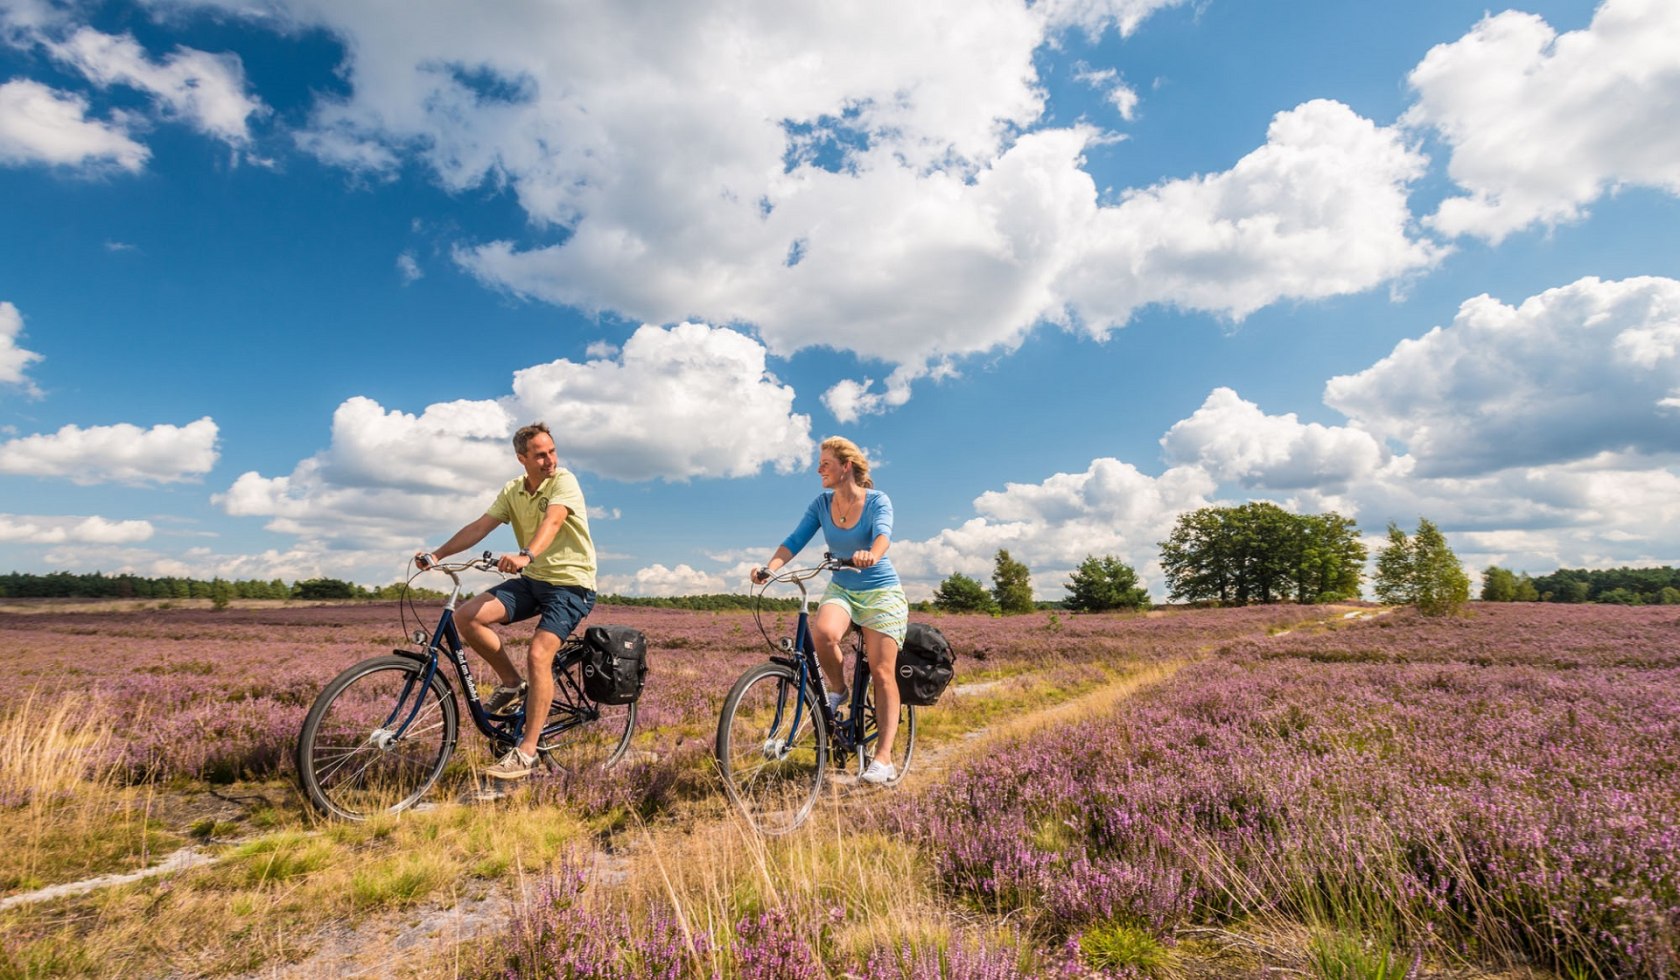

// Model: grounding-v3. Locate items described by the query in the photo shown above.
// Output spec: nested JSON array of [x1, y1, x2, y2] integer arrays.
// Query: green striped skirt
[[818, 582, 908, 646]]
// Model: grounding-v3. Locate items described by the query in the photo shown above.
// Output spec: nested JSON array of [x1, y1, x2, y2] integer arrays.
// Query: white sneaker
[[826, 690, 845, 715], [860, 759, 897, 784]]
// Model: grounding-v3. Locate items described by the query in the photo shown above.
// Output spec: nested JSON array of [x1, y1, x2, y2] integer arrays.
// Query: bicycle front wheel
[[715, 661, 828, 834], [296, 655, 459, 820], [539, 649, 637, 772]]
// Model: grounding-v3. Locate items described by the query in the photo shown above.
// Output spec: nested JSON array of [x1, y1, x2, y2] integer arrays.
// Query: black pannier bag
[[582, 625, 648, 705], [896, 622, 954, 706]]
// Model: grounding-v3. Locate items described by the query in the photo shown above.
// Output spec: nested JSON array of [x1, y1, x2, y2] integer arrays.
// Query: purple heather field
[[4, 600, 1676, 977]]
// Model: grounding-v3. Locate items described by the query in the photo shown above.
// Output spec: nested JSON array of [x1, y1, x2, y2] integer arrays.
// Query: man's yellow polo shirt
[[485, 469, 596, 590]]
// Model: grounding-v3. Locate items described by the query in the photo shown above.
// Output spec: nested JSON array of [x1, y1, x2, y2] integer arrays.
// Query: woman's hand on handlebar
[[848, 550, 875, 569]]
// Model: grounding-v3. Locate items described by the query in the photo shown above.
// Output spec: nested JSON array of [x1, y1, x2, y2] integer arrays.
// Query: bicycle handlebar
[[752, 552, 856, 591], [414, 550, 499, 575]]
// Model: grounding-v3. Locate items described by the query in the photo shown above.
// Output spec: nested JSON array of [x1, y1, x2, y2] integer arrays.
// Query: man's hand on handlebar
[[414, 551, 437, 570]]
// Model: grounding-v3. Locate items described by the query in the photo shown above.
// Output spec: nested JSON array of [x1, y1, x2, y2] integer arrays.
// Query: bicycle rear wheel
[[715, 661, 828, 834], [857, 670, 915, 783], [538, 645, 637, 772], [296, 655, 459, 820]]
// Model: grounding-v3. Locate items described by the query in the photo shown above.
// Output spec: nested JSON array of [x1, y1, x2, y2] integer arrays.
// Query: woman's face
[[817, 450, 848, 488]]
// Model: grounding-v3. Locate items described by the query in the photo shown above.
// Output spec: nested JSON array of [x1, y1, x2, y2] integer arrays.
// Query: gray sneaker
[[485, 681, 526, 715], [486, 747, 537, 781]]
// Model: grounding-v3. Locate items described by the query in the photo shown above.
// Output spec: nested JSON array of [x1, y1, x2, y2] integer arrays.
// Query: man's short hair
[[513, 422, 552, 456]]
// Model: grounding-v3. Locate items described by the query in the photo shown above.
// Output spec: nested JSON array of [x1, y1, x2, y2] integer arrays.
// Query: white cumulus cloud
[[1055, 100, 1444, 333], [219, 324, 813, 551], [598, 562, 731, 598], [1160, 387, 1388, 489], [1325, 276, 1680, 476], [124, 0, 1438, 416], [0, 78, 148, 170], [509, 322, 811, 482], [1405, 0, 1680, 242], [45, 27, 266, 146], [0, 417, 219, 484], [0, 300, 44, 391], [892, 458, 1216, 598], [0, 514, 154, 544]]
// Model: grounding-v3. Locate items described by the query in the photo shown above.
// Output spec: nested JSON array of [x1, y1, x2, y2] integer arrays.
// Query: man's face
[[518, 432, 559, 482]]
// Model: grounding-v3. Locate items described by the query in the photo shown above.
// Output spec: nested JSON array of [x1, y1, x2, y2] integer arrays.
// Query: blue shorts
[[485, 576, 595, 640]]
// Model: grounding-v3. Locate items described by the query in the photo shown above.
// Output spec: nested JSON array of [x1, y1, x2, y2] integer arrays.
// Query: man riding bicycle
[[415, 421, 597, 781]]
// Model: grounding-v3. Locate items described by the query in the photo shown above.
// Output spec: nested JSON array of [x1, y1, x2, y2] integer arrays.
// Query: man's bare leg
[[455, 593, 523, 687], [517, 628, 564, 757]]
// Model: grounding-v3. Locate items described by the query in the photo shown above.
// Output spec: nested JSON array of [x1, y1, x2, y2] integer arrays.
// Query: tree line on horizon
[[10, 507, 1676, 615], [929, 503, 1677, 617], [0, 571, 446, 604], [1480, 564, 1680, 606]]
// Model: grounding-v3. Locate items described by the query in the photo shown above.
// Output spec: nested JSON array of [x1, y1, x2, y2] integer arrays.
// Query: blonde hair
[[820, 436, 873, 488]]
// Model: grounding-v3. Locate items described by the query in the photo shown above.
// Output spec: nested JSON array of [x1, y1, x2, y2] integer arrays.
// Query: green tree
[[1158, 507, 1235, 603], [294, 577, 359, 600], [1292, 511, 1366, 602], [990, 549, 1035, 615], [1063, 555, 1150, 612], [932, 572, 998, 614], [1159, 503, 1363, 604], [1374, 518, 1470, 616], [1481, 565, 1517, 602]]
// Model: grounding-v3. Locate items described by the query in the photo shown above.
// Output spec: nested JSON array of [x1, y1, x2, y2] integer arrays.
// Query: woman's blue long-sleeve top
[[780, 489, 900, 591]]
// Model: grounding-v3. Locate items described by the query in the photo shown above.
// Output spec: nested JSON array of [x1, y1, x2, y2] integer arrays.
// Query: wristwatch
[[518, 548, 531, 559]]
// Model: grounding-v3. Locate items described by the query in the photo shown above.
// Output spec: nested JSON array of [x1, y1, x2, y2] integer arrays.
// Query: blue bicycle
[[295, 552, 636, 820], [714, 553, 916, 834]]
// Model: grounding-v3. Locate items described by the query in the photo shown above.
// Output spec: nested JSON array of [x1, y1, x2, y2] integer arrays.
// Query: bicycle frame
[[762, 558, 868, 760], [389, 556, 600, 747]]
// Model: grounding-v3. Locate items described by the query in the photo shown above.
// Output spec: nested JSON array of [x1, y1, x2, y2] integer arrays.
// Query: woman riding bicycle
[[752, 436, 908, 784]]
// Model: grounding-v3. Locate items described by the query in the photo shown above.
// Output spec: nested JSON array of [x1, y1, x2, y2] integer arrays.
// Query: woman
[[752, 436, 909, 784]]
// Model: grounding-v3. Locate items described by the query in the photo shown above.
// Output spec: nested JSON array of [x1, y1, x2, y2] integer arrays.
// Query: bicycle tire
[[537, 646, 637, 772], [715, 660, 828, 834], [296, 655, 459, 820], [856, 670, 915, 783]]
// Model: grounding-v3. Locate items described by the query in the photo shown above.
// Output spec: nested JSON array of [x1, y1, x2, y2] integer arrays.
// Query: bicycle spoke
[[297, 657, 458, 820], [538, 648, 637, 772], [716, 664, 825, 835]]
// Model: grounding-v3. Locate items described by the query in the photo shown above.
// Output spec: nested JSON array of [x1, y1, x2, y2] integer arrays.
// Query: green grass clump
[[1307, 929, 1411, 980], [1080, 920, 1171, 976]]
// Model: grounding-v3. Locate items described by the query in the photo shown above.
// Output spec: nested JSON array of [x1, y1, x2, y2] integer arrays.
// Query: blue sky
[[2, 0, 1677, 600]]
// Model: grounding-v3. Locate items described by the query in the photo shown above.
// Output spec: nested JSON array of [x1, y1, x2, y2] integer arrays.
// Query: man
[[415, 421, 596, 780]]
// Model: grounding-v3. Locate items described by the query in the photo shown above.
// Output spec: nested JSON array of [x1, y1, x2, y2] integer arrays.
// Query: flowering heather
[[887, 604, 1680, 978], [0, 600, 1306, 789], [491, 860, 1041, 979], [501, 858, 706, 979]]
